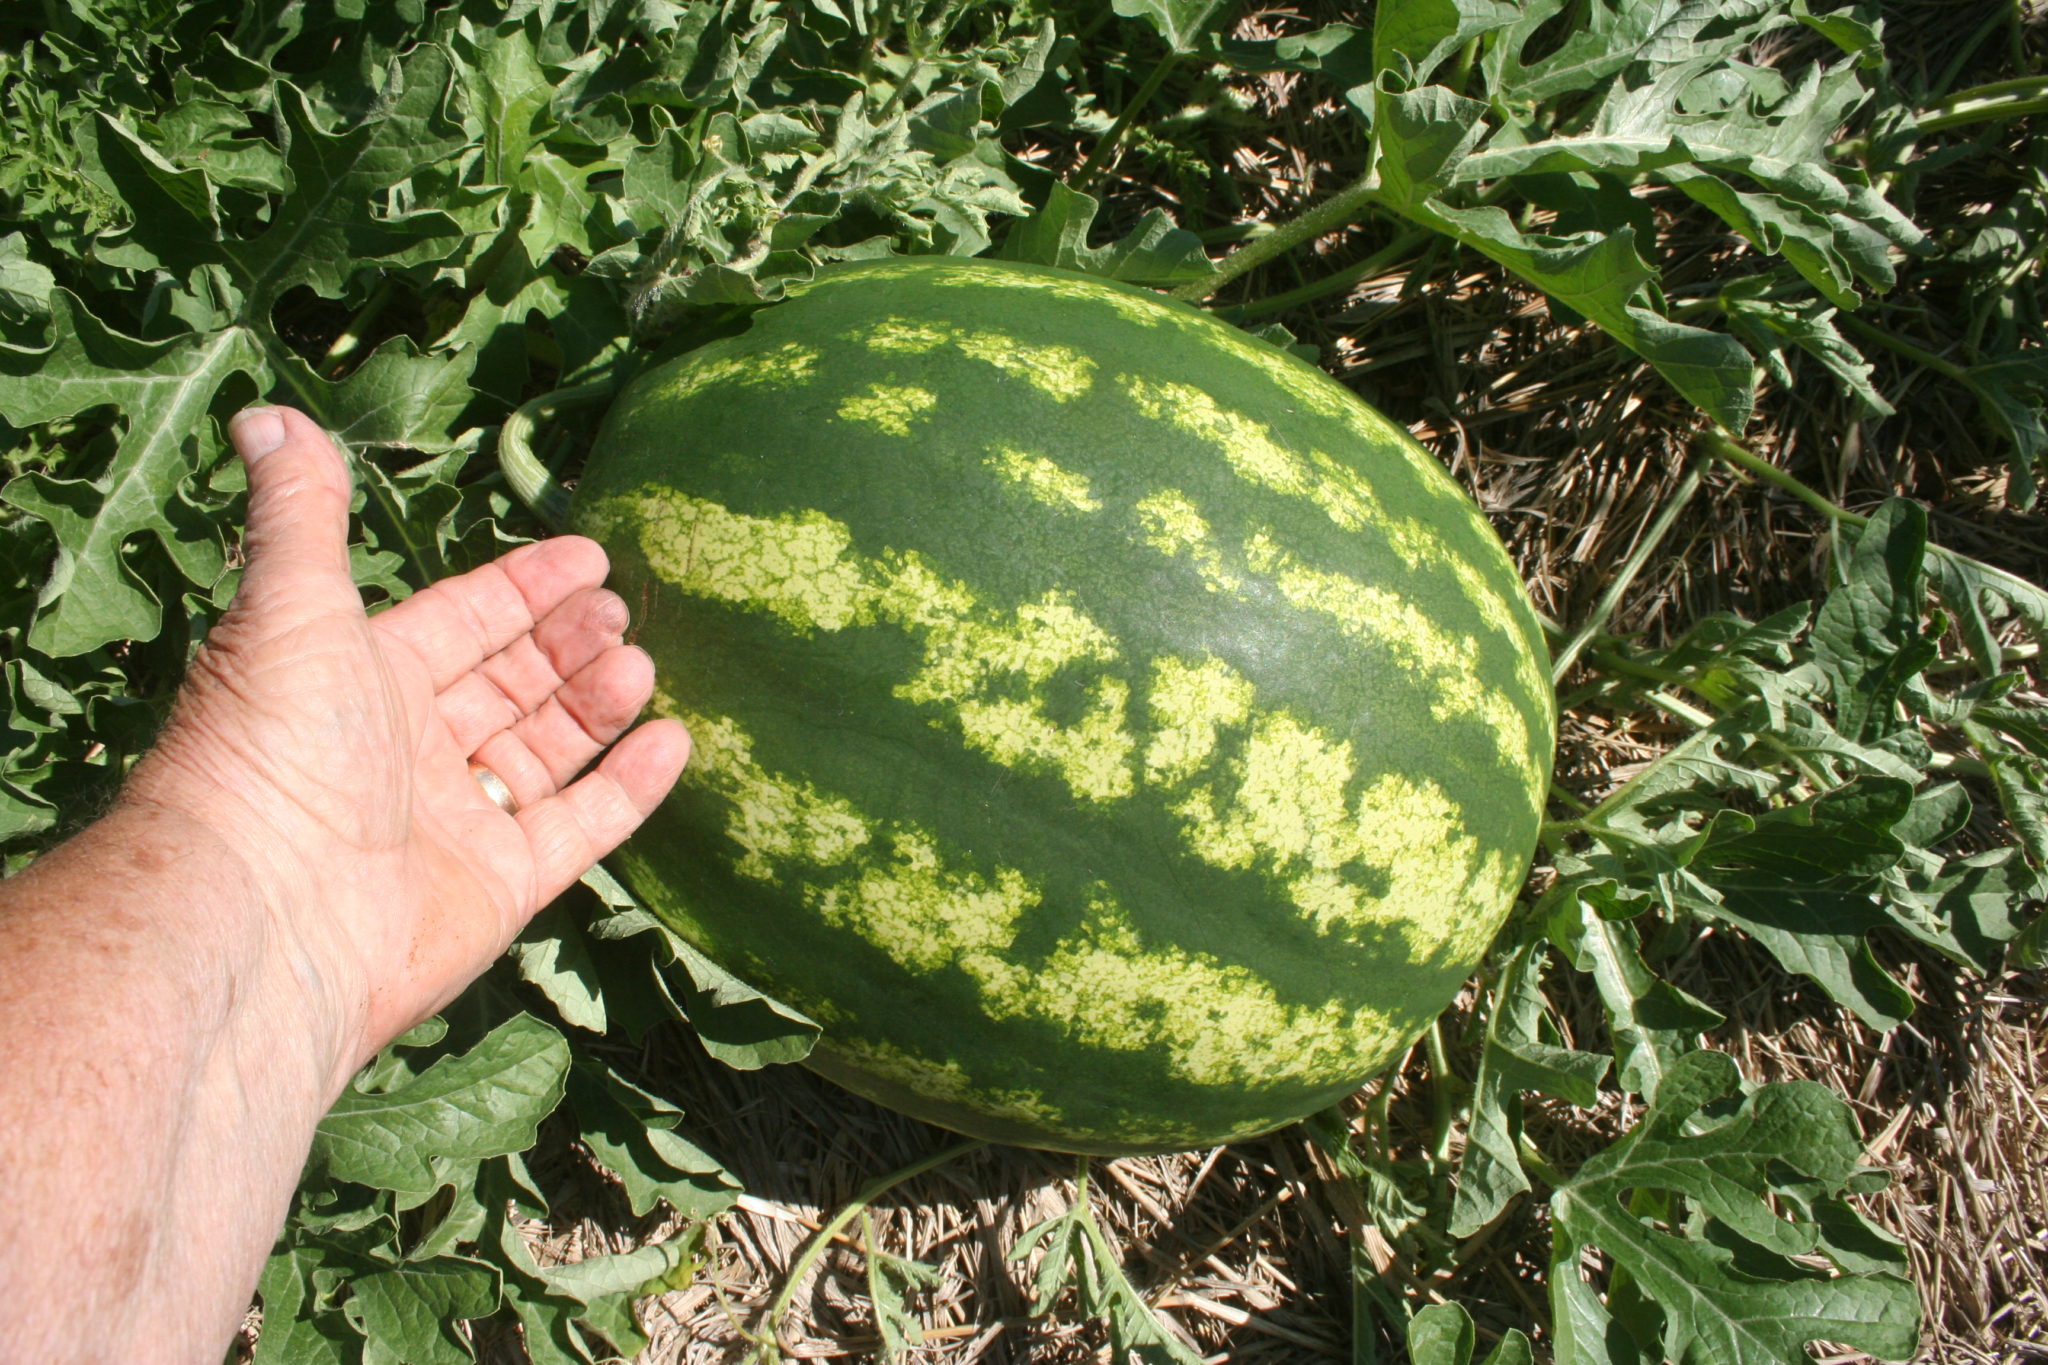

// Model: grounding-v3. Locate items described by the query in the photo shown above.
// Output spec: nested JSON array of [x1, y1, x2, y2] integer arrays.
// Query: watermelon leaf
[[1282, 0, 1933, 425], [344, 1256, 502, 1365], [534, 1234, 707, 1303], [1409, 1301, 1535, 1365], [996, 181, 1211, 284], [1548, 900, 1722, 1102], [252, 1245, 363, 1365], [1719, 283, 1893, 418], [1109, 0, 1233, 56], [0, 293, 259, 655], [510, 904, 610, 1035], [579, 863, 821, 1068], [0, 232, 54, 321], [1390, 189, 1759, 429], [312, 1013, 572, 1196], [1451, 937, 1610, 1236], [863, 1212, 946, 1363], [229, 56, 473, 308], [1548, 1051, 1919, 1365], [1371, 0, 1522, 90], [563, 1060, 738, 1219], [1009, 1162, 1204, 1365]]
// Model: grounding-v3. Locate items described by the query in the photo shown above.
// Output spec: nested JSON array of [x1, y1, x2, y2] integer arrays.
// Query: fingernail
[[230, 407, 287, 461]]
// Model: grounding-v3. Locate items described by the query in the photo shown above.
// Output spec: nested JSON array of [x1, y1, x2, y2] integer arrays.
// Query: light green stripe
[[595, 487, 1139, 803], [987, 446, 1103, 512], [665, 700, 1408, 1091], [854, 316, 1098, 401], [837, 382, 937, 435]]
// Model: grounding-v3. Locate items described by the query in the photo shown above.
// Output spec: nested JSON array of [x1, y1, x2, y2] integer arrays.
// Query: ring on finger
[[469, 760, 521, 816]]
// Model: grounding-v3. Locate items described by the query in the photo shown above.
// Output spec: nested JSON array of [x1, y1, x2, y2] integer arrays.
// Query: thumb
[[228, 406, 358, 610]]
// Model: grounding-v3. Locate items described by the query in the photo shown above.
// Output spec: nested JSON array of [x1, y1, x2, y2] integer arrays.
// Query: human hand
[[125, 406, 690, 1090]]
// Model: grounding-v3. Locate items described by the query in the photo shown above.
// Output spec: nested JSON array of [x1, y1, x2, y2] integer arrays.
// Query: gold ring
[[469, 761, 520, 816]]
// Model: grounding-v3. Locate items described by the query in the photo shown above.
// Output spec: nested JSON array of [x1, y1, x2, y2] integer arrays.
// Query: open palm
[[131, 406, 689, 1071]]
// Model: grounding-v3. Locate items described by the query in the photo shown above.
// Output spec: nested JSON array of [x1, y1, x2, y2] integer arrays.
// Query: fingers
[[436, 587, 630, 754], [228, 407, 358, 613], [516, 719, 692, 905], [470, 644, 659, 803], [373, 536, 613, 690]]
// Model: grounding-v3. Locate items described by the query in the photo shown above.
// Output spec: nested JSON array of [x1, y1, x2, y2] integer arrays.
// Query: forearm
[[0, 801, 349, 1364]]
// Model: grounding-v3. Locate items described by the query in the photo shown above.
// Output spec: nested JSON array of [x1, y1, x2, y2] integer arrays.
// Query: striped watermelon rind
[[570, 257, 1555, 1154]]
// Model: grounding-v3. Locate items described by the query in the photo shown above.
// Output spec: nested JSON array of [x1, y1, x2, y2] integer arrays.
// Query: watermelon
[[568, 257, 1555, 1155]]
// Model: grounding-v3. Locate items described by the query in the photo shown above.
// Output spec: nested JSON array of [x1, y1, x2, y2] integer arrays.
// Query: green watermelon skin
[[571, 257, 1555, 1155]]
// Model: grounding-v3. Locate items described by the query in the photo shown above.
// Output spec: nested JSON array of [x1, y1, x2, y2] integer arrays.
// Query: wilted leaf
[[1452, 937, 1610, 1236], [565, 1060, 738, 1218], [1009, 1168, 1204, 1365], [865, 1213, 946, 1363], [1551, 898, 1722, 1100]]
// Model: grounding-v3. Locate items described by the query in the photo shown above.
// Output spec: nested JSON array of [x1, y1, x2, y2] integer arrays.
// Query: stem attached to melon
[[750, 1138, 984, 1363], [496, 380, 618, 532]]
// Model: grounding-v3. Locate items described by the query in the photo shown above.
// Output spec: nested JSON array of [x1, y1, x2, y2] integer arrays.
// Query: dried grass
[[497, 5, 2048, 1361]]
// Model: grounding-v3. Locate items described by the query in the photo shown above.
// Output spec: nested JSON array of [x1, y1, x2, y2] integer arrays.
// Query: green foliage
[[259, 881, 758, 1363], [1402, 497, 2044, 1359], [1350, 0, 1922, 431], [1008, 1161, 1205, 1365], [1547, 1052, 1917, 1365], [861, 1212, 946, 1362], [313, 1013, 573, 1196], [1409, 1302, 1534, 1365], [994, 181, 1210, 281], [1538, 499, 2045, 1030]]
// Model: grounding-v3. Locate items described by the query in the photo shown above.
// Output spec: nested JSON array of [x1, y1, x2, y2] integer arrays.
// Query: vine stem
[[1835, 312, 1970, 382], [1228, 228, 1434, 322], [1071, 53, 1183, 193], [1515, 1133, 1567, 1188], [496, 380, 620, 532], [1694, 427, 1868, 528], [1693, 422, 2043, 614], [1917, 74, 2048, 132], [317, 277, 396, 372], [751, 1139, 984, 1363], [1549, 458, 1707, 683], [1067, 1157, 1131, 1287], [1423, 1019, 1459, 1165], [1171, 168, 1380, 303]]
